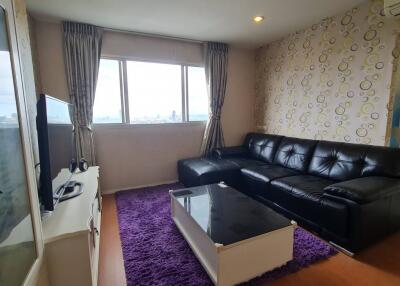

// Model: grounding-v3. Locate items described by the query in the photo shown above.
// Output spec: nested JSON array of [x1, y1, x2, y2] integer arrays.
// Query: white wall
[[223, 47, 256, 146], [94, 123, 205, 192], [32, 20, 256, 192], [33, 20, 69, 102]]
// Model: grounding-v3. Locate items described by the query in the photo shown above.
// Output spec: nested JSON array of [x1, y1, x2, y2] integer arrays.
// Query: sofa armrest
[[212, 146, 249, 159], [323, 176, 400, 204]]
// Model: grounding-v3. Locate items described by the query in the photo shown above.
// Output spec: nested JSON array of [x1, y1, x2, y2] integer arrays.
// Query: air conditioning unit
[[385, 0, 400, 17]]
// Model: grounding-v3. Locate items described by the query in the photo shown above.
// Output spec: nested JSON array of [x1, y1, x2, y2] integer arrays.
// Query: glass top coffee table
[[170, 183, 296, 286]]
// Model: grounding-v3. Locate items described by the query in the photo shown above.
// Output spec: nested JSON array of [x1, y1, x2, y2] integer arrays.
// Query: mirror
[[0, 6, 37, 286]]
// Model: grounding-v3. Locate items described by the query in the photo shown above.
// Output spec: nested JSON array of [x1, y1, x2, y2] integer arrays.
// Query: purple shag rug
[[116, 183, 337, 286]]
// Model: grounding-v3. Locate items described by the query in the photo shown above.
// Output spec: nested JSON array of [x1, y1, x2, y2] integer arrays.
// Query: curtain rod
[[103, 27, 205, 44]]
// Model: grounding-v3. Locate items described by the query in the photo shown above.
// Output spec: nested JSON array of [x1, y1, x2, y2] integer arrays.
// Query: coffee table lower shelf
[[171, 197, 295, 286]]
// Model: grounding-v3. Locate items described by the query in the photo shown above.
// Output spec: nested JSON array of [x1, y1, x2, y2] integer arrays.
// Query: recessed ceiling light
[[253, 16, 264, 23]]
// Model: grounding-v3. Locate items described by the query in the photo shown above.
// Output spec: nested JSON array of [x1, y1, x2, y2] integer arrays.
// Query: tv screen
[[37, 94, 74, 212]]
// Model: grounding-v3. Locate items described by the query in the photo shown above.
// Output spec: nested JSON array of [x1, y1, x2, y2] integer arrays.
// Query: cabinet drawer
[[92, 198, 100, 231], [89, 197, 101, 286], [89, 198, 100, 255]]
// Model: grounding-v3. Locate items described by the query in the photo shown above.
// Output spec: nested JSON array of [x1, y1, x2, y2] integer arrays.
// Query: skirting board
[[102, 180, 178, 195]]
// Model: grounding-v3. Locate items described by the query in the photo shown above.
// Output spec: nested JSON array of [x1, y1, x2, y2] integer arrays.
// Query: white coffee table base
[[171, 196, 295, 286]]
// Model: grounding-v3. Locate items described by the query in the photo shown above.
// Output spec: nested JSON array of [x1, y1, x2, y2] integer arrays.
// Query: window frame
[[94, 56, 209, 125]]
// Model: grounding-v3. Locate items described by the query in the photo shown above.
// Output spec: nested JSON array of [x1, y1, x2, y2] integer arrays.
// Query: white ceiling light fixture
[[253, 15, 264, 23]]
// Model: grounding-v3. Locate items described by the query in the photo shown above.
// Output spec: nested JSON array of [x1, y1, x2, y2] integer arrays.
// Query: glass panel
[[127, 61, 182, 124], [94, 59, 122, 123], [0, 7, 37, 286], [171, 184, 291, 245], [46, 97, 72, 124], [187, 66, 208, 121]]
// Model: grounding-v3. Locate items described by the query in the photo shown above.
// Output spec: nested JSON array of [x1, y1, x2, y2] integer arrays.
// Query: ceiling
[[26, 0, 366, 48]]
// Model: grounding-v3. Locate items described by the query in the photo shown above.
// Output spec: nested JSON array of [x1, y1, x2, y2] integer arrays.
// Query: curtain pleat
[[63, 21, 102, 165], [201, 42, 229, 156]]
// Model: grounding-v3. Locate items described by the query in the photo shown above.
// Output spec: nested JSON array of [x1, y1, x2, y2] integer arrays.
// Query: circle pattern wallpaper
[[255, 0, 400, 146]]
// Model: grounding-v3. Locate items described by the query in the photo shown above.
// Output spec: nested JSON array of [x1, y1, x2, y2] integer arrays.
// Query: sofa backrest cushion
[[243, 133, 400, 179], [308, 141, 370, 181], [362, 146, 400, 178], [243, 133, 283, 163], [273, 137, 317, 172]]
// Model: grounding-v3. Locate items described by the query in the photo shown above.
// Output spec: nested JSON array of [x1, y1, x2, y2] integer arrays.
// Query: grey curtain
[[201, 42, 229, 156], [63, 21, 102, 165]]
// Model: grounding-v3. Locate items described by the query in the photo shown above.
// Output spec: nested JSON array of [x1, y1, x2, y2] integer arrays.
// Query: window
[[127, 61, 182, 124], [187, 66, 208, 121], [93, 59, 122, 123], [93, 59, 209, 124]]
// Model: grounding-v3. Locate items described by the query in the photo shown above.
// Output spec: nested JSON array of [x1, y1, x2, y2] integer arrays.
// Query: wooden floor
[[98, 194, 127, 286], [98, 194, 400, 286]]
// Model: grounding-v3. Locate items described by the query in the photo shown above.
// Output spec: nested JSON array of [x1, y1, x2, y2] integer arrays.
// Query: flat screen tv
[[36, 94, 74, 212]]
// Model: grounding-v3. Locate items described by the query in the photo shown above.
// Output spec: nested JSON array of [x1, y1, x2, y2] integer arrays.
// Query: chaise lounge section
[[177, 133, 400, 253]]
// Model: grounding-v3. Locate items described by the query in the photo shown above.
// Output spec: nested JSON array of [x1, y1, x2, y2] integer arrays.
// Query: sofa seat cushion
[[270, 175, 335, 207], [178, 157, 265, 187], [240, 165, 300, 196], [324, 176, 400, 204], [268, 175, 348, 237], [241, 165, 299, 184], [178, 158, 240, 187]]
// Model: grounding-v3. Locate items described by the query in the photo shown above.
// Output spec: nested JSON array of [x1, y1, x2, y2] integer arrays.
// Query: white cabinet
[[41, 167, 101, 286]]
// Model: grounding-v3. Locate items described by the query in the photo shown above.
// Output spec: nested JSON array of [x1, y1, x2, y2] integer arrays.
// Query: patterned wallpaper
[[255, 0, 400, 146]]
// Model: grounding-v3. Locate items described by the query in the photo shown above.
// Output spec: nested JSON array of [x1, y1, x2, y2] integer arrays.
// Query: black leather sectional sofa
[[178, 133, 400, 252]]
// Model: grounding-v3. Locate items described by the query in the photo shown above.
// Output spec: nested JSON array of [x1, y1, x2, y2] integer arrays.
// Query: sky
[[0, 52, 18, 123], [93, 59, 209, 123]]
